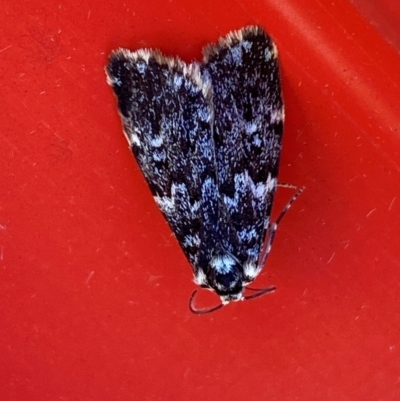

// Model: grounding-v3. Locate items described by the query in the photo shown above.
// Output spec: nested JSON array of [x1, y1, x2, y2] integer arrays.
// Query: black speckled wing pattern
[[106, 26, 284, 304]]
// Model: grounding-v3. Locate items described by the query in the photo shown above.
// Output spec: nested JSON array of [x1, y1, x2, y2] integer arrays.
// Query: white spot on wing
[[252, 133, 262, 147], [253, 182, 267, 198], [237, 227, 257, 242], [197, 105, 212, 123], [270, 108, 284, 124], [194, 269, 207, 286], [121, 118, 142, 147], [183, 234, 200, 248], [242, 40, 252, 51], [130, 131, 141, 146], [152, 149, 166, 162], [243, 261, 261, 280], [150, 136, 163, 147], [230, 46, 243, 64], [154, 183, 198, 218], [266, 174, 277, 193], [264, 48, 272, 61], [136, 60, 147, 74], [245, 121, 258, 134], [173, 74, 183, 88], [154, 195, 174, 215]]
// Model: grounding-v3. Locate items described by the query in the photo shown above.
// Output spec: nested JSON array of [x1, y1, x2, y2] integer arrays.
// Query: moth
[[106, 26, 303, 314]]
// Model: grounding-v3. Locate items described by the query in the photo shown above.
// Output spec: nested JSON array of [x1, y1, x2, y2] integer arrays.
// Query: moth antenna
[[258, 186, 305, 268], [189, 290, 224, 314], [244, 286, 276, 300]]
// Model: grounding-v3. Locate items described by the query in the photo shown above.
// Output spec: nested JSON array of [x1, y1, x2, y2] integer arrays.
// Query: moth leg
[[258, 185, 305, 268], [277, 182, 297, 190]]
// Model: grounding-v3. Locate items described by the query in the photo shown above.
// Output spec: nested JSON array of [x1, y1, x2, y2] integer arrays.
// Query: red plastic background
[[2, 1, 400, 400]]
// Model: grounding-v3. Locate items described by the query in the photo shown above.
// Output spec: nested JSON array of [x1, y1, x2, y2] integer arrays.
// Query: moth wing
[[202, 26, 284, 270], [106, 50, 219, 273]]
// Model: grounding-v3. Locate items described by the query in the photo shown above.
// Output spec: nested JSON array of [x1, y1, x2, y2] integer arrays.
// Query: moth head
[[191, 254, 275, 314], [195, 254, 245, 303]]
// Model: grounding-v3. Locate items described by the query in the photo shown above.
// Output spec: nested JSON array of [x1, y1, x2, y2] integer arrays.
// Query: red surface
[[2, 1, 400, 400]]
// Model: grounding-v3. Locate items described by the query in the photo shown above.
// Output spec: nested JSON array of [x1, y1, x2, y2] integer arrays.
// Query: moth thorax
[[209, 254, 237, 275]]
